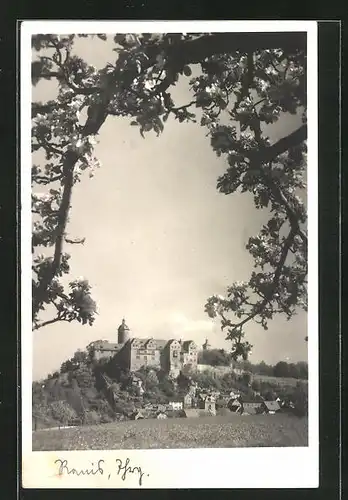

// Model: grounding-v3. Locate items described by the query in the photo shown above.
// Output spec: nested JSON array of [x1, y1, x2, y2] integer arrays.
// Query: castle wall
[[196, 364, 232, 376], [93, 350, 115, 361], [129, 346, 161, 372], [182, 351, 198, 368], [93, 335, 200, 376]]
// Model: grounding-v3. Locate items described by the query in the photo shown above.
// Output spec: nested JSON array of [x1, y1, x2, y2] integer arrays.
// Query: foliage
[[292, 382, 308, 416], [31, 32, 308, 359], [60, 348, 89, 373], [273, 360, 307, 379], [198, 348, 231, 366], [239, 372, 252, 386], [49, 399, 77, 425]]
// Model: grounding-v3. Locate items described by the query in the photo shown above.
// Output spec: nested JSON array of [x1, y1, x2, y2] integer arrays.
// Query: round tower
[[118, 318, 130, 344]]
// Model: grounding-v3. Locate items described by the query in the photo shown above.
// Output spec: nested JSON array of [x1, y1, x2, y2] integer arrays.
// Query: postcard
[[21, 20, 318, 489]]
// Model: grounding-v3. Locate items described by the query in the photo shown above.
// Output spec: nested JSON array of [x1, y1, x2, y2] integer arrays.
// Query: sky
[[31, 35, 308, 380]]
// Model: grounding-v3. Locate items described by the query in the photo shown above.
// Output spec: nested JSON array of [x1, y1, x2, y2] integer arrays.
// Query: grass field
[[32, 413, 307, 451], [252, 374, 308, 387]]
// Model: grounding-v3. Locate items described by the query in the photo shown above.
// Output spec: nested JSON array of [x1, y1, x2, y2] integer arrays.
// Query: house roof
[[263, 401, 280, 411], [155, 339, 170, 349], [130, 338, 147, 348], [229, 399, 241, 406], [132, 410, 145, 418], [94, 341, 121, 351]]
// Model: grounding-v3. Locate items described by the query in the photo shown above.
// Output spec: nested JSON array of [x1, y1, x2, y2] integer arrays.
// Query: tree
[[251, 379, 261, 392], [198, 348, 231, 366], [60, 348, 89, 373], [263, 390, 277, 401], [273, 361, 290, 378], [292, 382, 308, 416], [240, 372, 252, 387], [31, 32, 307, 359]]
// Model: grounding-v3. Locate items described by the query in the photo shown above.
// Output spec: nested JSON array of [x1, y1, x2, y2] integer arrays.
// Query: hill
[[33, 349, 308, 430]]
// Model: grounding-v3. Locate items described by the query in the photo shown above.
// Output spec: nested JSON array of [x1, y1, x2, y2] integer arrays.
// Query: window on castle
[[136, 356, 140, 359], [144, 356, 147, 360]]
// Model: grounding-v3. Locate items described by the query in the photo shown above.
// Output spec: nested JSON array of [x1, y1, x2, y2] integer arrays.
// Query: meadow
[[32, 413, 308, 451], [252, 374, 308, 387]]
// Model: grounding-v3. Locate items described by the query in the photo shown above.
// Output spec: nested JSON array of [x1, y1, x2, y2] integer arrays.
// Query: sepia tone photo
[[22, 21, 318, 488]]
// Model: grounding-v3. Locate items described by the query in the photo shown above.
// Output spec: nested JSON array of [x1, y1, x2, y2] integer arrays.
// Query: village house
[[228, 398, 242, 412], [261, 401, 281, 414], [131, 410, 145, 420], [197, 394, 216, 415], [240, 402, 262, 415], [169, 400, 183, 411], [156, 411, 167, 419], [183, 393, 193, 408]]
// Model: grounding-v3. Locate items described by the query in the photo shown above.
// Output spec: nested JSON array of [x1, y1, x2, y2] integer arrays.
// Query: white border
[[21, 21, 318, 489]]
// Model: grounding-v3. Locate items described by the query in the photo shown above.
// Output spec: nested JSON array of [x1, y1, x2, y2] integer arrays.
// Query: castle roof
[[94, 341, 121, 352], [118, 318, 130, 331], [155, 339, 169, 349]]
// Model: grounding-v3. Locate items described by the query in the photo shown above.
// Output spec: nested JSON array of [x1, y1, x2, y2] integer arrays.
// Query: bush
[[198, 349, 231, 366], [49, 400, 77, 425]]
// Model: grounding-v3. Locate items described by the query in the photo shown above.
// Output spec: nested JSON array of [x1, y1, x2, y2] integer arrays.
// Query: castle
[[87, 319, 199, 378]]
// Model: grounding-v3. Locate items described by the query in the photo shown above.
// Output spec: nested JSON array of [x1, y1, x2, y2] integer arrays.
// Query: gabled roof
[[94, 341, 121, 351], [155, 339, 169, 349], [167, 339, 181, 348], [144, 338, 157, 348], [263, 401, 280, 412], [229, 399, 241, 406], [129, 338, 147, 348], [132, 410, 145, 419]]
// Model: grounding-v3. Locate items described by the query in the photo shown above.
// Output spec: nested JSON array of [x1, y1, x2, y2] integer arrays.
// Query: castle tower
[[118, 318, 130, 344], [202, 338, 211, 351]]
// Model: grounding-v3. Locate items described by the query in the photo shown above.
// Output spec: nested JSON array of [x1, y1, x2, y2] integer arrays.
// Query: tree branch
[[33, 316, 66, 330], [227, 227, 297, 332], [163, 32, 306, 67], [248, 124, 307, 165]]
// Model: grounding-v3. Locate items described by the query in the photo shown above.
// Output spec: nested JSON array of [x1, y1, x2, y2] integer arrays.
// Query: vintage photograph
[[22, 21, 318, 488]]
